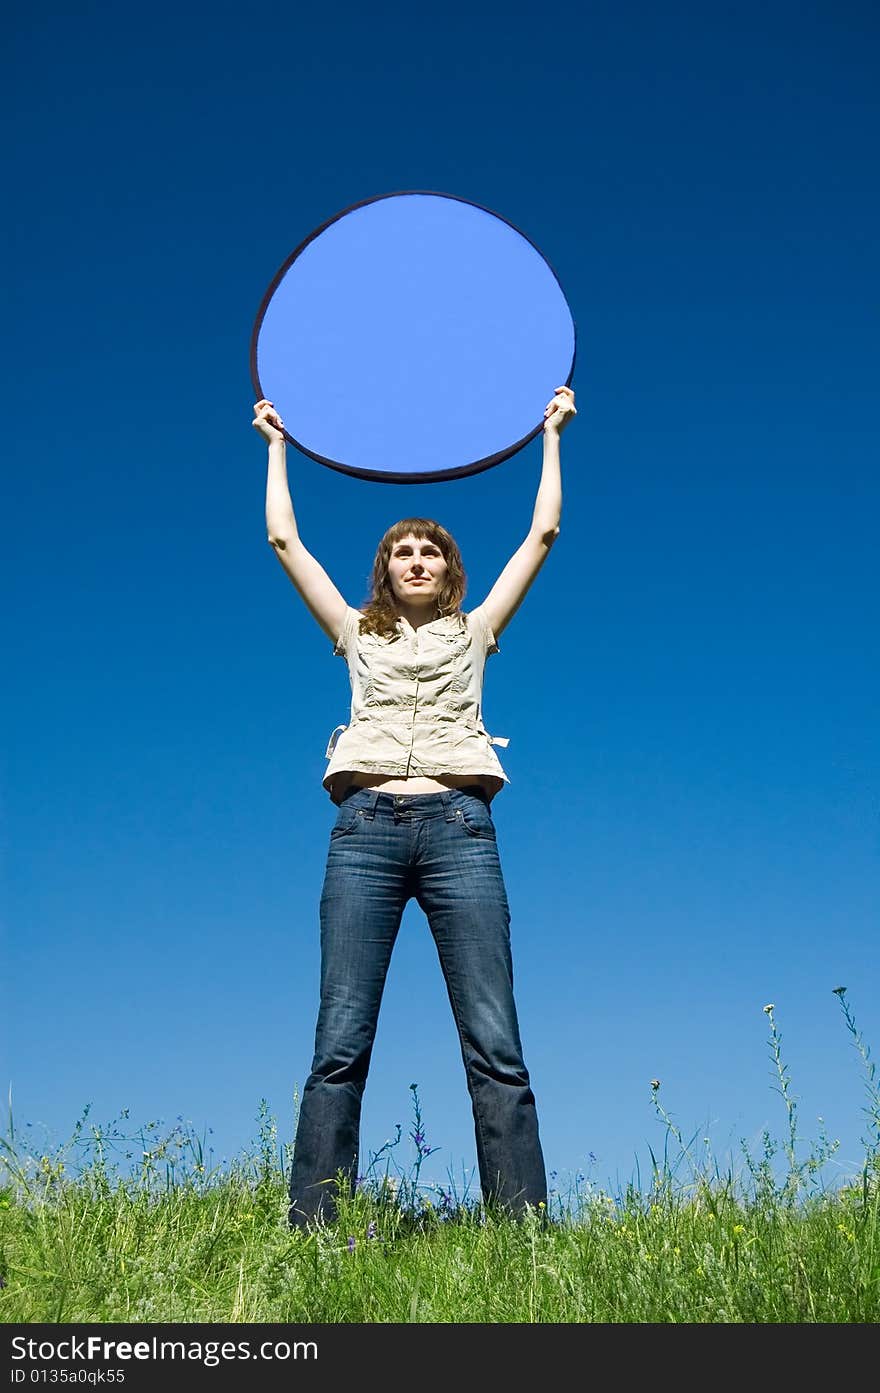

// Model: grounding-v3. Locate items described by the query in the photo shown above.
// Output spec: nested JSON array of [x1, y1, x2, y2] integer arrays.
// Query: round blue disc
[[251, 191, 576, 483]]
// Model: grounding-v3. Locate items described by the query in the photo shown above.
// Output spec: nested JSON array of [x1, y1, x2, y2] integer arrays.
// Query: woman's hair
[[359, 518, 467, 639]]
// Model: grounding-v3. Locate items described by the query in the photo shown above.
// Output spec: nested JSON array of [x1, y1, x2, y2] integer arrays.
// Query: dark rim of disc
[[249, 189, 577, 484]]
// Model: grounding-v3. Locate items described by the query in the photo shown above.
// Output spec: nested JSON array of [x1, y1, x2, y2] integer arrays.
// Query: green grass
[[1, 990, 878, 1323]]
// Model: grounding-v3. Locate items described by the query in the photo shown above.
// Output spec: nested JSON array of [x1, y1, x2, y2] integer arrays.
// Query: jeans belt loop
[[363, 790, 380, 820], [440, 789, 456, 822]]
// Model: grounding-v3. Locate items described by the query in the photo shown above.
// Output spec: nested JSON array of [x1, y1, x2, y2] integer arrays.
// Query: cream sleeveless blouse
[[323, 604, 511, 803]]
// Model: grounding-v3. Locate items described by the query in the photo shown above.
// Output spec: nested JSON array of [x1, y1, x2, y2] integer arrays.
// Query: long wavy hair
[[359, 518, 467, 639]]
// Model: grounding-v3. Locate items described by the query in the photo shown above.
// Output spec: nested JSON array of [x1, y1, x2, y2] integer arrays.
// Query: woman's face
[[387, 534, 449, 609]]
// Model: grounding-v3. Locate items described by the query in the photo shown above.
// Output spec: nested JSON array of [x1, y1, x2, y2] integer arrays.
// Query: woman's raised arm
[[479, 385, 576, 640], [253, 399, 349, 645]]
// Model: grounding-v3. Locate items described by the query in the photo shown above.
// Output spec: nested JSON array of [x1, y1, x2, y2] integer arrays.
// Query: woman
[[253, 384, 576, 1227]]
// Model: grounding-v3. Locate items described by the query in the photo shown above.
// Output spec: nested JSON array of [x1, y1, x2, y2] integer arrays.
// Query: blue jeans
[[288, 786, 547, 1227]]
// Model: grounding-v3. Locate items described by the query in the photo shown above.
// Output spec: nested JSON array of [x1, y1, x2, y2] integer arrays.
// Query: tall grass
[[1, 990, 877, 1323]]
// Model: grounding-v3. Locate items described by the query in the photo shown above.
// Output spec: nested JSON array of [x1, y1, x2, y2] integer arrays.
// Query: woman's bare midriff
[[335, 772, 500, 799]]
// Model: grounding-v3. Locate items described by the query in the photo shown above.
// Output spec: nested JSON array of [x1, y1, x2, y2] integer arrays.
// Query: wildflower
[[650, 1079, 660, 1091], [763, 1004, 774, 1014], [347, 1236, 356, 1253], [367, 1221, 377, 1240], [732, 1224, 745, 1236], [832, 986, 847, 996]]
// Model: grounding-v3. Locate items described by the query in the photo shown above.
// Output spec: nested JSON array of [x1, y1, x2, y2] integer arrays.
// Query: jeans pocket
[[456, 799, 496, 840], [330, 807, 362, 840]]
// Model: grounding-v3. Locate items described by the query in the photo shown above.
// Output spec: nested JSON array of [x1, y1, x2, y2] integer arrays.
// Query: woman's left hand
[[543, 385, 577, 436]]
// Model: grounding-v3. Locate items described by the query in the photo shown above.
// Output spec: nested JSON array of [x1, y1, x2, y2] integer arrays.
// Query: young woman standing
[[253, 385, 576, 1227]]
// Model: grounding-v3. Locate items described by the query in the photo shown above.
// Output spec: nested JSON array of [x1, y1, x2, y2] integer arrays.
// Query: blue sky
[[4, 2, 878, 1202]]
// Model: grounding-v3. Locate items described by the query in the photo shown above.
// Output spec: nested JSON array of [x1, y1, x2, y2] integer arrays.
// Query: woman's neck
[[395, 602, 440, 631]]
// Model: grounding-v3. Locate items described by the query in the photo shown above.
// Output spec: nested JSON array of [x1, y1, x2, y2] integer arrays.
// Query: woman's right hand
[[252, 398, 286, 444]]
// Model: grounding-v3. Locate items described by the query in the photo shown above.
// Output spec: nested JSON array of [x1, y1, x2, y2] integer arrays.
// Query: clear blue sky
[[4, 2, 878, 1202]]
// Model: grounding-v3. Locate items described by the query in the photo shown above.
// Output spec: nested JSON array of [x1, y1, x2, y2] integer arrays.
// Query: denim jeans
[[288, 786, 547, 1227]]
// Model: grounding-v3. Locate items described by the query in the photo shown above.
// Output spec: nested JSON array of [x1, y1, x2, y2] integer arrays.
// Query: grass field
[[2, 991, 877, 1323]]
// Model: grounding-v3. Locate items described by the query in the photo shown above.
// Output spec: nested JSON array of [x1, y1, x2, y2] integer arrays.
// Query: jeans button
[[394, 796, 405, 804]]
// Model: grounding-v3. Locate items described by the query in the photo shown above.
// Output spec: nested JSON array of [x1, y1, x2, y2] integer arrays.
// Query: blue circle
[[251, 191, 576, 483]]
